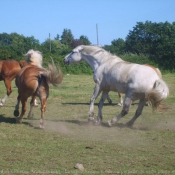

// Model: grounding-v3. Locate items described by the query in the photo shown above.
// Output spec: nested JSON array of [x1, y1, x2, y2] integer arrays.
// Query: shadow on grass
[[62, 102, 120, 107], [0, 114, 142, 131], [0, 114, 16, 124], [52, 119, 129, 129], [0, 114, 43, 130]]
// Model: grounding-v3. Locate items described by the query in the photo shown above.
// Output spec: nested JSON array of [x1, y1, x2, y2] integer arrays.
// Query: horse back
[[96, 62, 160, 93]]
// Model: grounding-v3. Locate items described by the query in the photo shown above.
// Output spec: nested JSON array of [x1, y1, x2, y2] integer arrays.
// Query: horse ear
[[73, 46, 83, 53]]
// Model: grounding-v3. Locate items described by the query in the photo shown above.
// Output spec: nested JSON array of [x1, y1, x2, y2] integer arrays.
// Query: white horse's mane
[[25, 49, 43, 68], [79, 45, 122, 61], [82, 45, 109, 55]]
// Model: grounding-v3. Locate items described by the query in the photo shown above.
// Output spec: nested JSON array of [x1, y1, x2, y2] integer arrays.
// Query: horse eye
[[72, 50, 78, 54]]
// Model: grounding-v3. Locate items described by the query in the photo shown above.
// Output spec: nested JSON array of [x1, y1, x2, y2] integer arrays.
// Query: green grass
[[0, 74, 175, 174]]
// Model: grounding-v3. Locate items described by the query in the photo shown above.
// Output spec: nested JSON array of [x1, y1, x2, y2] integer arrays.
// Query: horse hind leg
[[27, 96, 36, 119], [108, 96, 133, 127], [34, 99, 39, 107], [16, 98, 27, 124], [39, 97, 47, 129], [126, 99, 146, 127], [117, 93, 123, 107], [107, 93, 123, 106], [14, 95, 21, 117]]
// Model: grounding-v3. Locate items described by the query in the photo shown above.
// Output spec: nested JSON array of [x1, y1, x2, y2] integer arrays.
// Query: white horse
[[64, 45, 169, 127]]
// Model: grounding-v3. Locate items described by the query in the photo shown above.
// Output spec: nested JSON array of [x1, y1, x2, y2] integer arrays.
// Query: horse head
[[63, 45, 83, 65]]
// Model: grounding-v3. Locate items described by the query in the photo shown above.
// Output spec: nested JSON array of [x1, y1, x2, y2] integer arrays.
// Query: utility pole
[[96, 23, 99, 45], [49, 33, 51, 52]]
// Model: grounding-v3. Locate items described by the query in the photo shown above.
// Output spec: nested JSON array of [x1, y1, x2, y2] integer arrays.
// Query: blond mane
[[25, 49, 43, 68]]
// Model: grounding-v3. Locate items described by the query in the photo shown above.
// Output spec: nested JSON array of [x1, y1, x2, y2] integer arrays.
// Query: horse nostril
[[63, 59, 68, 64]]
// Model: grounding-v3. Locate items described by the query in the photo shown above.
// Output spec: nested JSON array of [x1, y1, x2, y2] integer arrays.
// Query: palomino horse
[[0, 59, 38, 107], [14, 50, 63, 128], [107, 64, 162, 106], [64, 45, 169, 127]]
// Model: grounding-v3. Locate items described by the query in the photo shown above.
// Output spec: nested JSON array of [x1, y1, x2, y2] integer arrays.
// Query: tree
[[104, 38, 125, 55], [71, 39, 84, 48], [54, 34, 60, 41], [79, 35, 91, 45], [125, 21, 175, 70], [61, 29, 74, 46]]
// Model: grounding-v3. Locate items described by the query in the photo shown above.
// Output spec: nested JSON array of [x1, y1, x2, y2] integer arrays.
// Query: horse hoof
[[107, 120, 112, 127], [93, 120, 101, 126], [88, 117, 94, 122], [125, 121, 133, 128], [39, 124, 44, 129], [116, 103, 123, 107], [14, 110, 19, 117], [16, 118, 22, 124], [108, 100, 112, 104], [0, 102, 3, 107], [28, 113, 34, 119]]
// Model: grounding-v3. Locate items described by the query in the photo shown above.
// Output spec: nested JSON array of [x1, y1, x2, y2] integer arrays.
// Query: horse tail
[[39, 59, 63, 87], [146, 79, 169, 111]]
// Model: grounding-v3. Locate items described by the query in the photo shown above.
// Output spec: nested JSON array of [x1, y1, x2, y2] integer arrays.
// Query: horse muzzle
[[63, 59, 69, 65]]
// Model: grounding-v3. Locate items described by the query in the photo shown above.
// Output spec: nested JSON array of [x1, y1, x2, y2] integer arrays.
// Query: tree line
[[0, 21, 175, 74], [104, 21, 175, 71]]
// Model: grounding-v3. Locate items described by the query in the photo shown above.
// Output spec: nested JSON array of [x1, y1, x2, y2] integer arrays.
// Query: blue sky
[[1, 0, 175, 46]]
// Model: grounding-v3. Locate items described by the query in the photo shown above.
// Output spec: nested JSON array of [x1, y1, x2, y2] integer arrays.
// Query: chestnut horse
[[14, 50, 63, 128], [0, 60, 29, 106]]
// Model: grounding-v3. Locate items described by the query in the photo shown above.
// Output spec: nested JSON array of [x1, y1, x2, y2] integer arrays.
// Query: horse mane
[[81, 45, 108, 56], [80, 45, 123, 61], [25, 49, 43, 68]]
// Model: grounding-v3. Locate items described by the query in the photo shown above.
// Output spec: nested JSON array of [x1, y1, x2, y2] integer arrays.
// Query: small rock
[[74, 163, 84, 171]]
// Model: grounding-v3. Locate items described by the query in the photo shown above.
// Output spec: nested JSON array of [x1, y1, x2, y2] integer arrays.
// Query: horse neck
[[81, 55, 101, 71], [81, 53, 123, 71]]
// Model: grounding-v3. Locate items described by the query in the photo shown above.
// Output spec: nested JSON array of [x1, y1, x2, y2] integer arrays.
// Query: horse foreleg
[[96, 91, 109, 124], [39, 98, 47, 129], [108, 96, 133, 127], [16, 99, 27, 124], [126, 99, 146, 127], [89, 84, 101, 122], [27, 96, 36, 119], [0, 80, 12, 106]]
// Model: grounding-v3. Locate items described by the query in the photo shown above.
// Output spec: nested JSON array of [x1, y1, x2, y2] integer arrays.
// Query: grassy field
[[0, 73, 175, 174]]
